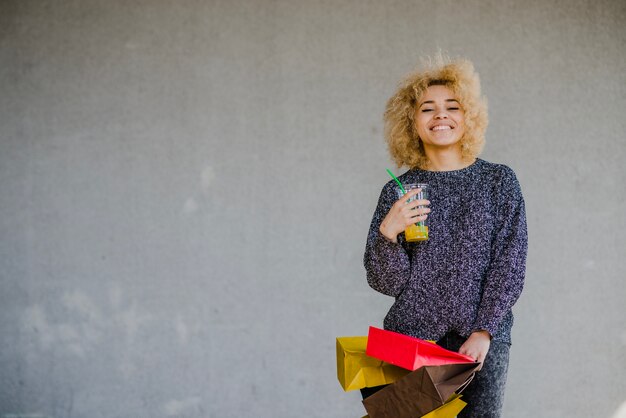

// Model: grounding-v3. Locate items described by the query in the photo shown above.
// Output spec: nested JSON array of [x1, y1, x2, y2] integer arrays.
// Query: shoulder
[[375, 178, 402, 207], [375, 170, 421, 206], [475, 159, 521, 188], [476, 159, 517, 178], [379, 178, 398, 196], [379, 170, 415, 194], [476, 160, 524, 204]]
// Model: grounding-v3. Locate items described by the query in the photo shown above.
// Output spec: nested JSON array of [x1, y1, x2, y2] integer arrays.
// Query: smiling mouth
[[431, 125, 452, 131]]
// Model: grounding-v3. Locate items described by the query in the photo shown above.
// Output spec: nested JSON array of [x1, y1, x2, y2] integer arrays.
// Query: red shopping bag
[[365, 326, 475, 371]]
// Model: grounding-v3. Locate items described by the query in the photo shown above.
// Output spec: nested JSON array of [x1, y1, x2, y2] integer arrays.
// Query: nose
[[434, 109, 448, 119]]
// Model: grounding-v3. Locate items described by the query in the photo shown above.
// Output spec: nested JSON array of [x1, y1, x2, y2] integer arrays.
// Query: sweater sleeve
[[363, 182, 411, 297], [472, 167, 528, 336]]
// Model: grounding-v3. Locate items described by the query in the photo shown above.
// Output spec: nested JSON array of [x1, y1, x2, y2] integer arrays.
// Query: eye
[[448, 107, 460, 111], [421, 108, 434, 112]]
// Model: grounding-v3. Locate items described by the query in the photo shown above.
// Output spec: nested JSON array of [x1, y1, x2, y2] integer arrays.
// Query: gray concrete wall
[[1, 1, 624, 417]]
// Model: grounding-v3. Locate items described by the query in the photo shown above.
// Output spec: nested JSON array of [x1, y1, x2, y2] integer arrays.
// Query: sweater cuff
[[471, 320, 498, 339], [374, 229, 404, 250]]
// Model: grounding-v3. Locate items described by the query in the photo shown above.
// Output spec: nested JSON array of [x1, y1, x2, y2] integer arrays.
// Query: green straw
[[386, 168, 406, 194]]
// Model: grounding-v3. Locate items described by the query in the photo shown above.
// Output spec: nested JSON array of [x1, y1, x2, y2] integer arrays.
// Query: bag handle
[[455, 367, 478, 394]]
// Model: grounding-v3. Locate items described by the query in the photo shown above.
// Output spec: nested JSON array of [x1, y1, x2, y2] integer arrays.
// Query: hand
[[459, 331, 491, 371], [379, 188, 431, 243]]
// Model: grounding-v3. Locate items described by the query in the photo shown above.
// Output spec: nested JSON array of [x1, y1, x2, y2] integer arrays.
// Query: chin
[[426, 138, 463, 147]]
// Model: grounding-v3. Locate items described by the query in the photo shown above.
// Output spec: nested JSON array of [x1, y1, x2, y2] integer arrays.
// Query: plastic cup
[[397, 183, 429, 242]]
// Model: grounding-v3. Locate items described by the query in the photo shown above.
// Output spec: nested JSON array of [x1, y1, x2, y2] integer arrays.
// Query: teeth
[[432, 125, 451, 131]]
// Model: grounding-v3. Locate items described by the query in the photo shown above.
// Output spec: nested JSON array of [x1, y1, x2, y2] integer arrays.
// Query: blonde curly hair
[[384, 56, 488, 169]]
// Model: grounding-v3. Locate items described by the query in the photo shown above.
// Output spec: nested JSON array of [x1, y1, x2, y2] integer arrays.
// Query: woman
[[363, 57, 528, 417]]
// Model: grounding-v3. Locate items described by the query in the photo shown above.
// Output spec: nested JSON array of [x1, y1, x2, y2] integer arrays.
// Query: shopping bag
[[361, 397, 466, 418], [421, 394, 467, 418], [336, 336, 410, 391], [362, 362, 480, 418], [360, 395, 466, 418], [366, 326, 475, 370]]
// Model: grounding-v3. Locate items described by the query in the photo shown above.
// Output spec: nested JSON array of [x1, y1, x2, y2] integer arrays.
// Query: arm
[[363, 183, 411, 297], [471, 167, 528, 336]]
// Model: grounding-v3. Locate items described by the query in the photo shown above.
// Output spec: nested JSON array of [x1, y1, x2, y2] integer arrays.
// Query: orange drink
[[397, 183, 429, 242], [405, 224, 429, 242]]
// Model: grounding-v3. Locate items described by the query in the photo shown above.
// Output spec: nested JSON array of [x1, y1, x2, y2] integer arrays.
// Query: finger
[[459, 346, 479, 362], [405, 208, 430, 219], [405, 213, 428, 223], [458, 345, 471, 357], [397, 188, 421, 204], [405, 218, 427, 226], [406, 199, 431, 209], [406, 214, 428, 224], [392, 192, 415, 208], [402, 205, 431, 216], [403, 213, 430, 223], [414, 207, 431, 217]]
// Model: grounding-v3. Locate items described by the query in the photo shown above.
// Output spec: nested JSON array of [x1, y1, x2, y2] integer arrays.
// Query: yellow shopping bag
[[361, 395, 466, 418], [421, 394, 467, 418], [336, 336, 410, 391]]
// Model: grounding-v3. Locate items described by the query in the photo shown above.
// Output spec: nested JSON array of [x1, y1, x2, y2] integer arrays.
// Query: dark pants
[[360, 332, 510, 418]]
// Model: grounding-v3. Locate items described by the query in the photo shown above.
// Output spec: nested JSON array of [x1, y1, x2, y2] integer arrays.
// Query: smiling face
[[414, 85, 466, 152]]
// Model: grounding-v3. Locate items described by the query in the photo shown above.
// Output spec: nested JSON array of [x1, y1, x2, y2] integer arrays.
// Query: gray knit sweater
[[364, 159, 527, 344]]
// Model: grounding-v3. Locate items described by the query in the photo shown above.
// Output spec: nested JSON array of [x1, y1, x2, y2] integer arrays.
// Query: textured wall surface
[[1, 1, 625, 417]]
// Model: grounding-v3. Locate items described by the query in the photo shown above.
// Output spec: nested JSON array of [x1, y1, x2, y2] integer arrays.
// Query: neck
[[423, 145, 473, 171]]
